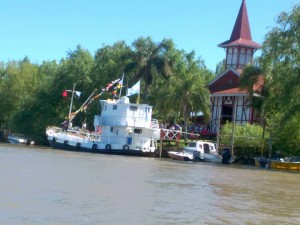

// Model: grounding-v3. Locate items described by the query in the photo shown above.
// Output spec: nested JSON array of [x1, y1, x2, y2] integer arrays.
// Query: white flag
[[75, 91, 81, 97], [126, 80, 140, 96]]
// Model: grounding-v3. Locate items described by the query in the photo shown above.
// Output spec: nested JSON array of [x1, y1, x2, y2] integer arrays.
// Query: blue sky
[[0, 0, 297, 71]]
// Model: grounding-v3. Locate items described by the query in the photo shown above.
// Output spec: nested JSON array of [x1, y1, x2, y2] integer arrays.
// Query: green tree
[[219, 122, 264, 157], [51, 45, 94, 127], [239, 65, 266, 118], [92, 41, 132, 98], [127, 37, 174, 99], [215, 59, 225, 75], [0, 60, 40, 128], [155, 50, 212, 139], [260, 4, 300, 155]]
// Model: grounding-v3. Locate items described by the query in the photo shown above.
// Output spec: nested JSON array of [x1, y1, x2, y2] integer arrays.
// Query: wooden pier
[[158, 129, 201, 157]]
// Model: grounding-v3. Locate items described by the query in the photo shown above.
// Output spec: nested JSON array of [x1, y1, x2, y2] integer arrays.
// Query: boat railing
[[98, 134, 157, 147], [151, 119, 159, 129], [96, 115, 151, 128]]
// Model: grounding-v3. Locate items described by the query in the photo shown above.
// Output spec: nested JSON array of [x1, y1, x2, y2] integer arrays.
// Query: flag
[[117, 73, 124, 98], [126, 80, 140, 96], [62, 90, 68, 97], [117, 75, 123, 89], [105, 75, 123, 92], [75, 91, 81, 97]]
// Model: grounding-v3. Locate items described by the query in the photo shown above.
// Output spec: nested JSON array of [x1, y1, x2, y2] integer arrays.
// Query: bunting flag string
[[67, 75, 124, 119]]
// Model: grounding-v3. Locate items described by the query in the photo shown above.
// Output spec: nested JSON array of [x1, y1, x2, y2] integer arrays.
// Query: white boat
[[7, 134, 34, 145], [168, 141, 233, 164], [46, 96, 161, 156]]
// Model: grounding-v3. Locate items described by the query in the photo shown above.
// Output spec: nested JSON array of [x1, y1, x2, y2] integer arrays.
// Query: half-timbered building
[[208, 0, 262, 133]]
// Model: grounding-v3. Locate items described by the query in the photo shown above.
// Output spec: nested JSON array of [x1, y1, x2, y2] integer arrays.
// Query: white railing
[[160, 129, 181, 140]]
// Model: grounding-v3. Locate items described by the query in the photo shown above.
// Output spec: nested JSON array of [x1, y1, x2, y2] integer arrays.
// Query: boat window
[[113, 105, 117, 110], [189, 142, 196, 147], [101, 102, 106, 111], [110, 127, 114, 132], [134, 128, 142, 134], [204, 144, 210, 153], [130, 106, 138, 111]]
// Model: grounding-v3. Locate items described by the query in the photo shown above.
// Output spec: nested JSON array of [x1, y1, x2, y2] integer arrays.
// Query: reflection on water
[[0, 144, 299, 225]]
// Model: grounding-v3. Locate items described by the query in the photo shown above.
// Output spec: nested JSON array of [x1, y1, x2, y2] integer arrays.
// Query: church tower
[[218, 0, 261, 70], [208, 0, 262, 135]]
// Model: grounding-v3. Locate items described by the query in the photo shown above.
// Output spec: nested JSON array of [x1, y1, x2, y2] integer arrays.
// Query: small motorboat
[[7, 134, 34, 145], [255, 157, 300, 170], [168, 149, 199, 161], [168, 141, 233, 164]]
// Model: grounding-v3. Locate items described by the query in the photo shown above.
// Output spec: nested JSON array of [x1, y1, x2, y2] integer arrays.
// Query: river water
[[0, 144, 299, 225]]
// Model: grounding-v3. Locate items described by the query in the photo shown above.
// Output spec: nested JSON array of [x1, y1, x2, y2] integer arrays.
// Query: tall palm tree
[[239, 65, 266, 122], [155, 51, 211, 140], [239, 65, 268, 153], [124, 37, 174, 96]]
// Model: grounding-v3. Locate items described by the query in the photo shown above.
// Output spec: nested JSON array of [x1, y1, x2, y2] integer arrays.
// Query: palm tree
[[155, 51, 212, 140], [239, 65, 266, 122], [124, 37, 174, 98]]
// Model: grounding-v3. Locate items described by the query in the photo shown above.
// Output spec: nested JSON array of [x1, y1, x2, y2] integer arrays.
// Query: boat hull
[[200, 153, 222, 163], [168, 151, 193, 161], [255, 158, 300, 170], [48, 139, 158, 157]]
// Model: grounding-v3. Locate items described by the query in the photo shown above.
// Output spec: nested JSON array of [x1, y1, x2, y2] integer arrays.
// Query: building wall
[[208, 71, 240, 93], [209, 95, 254, 133]]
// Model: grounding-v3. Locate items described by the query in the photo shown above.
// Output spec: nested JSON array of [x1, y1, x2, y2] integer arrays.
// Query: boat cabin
[[94, 96, 154, 129]]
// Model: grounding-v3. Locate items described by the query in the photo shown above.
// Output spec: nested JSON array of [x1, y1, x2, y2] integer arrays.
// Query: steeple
[[218, 0, 261, 70]]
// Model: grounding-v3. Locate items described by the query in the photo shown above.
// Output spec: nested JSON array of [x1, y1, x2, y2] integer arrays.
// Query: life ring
[[123, 145, 129, 150], [52, 137, 56, 143], [64, 140, 68, 145], [105, 144, 111, 150], [76, 143, 81, 148], [92, 143, 97, 150]]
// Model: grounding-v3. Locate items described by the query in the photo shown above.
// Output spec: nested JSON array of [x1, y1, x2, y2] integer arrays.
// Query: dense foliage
[[238, 4, 300, 156], [219, 122, 265, 157], [0, 39, 213, 145]]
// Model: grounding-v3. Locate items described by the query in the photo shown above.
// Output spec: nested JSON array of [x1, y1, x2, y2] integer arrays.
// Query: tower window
[[232, 48, 238, 68], [240, 48, 246, 65]]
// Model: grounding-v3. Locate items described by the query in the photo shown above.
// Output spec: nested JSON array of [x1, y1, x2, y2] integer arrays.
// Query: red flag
[[62, 90, 68, 97]]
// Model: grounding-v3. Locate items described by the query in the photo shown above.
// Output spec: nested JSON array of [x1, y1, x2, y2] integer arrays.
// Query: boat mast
[[68, 83, 76, 120], [69, 89, 98, 123], [118, 73, 124, 99]]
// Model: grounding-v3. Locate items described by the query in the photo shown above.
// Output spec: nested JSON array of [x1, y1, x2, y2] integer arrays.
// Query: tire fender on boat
[[92, 143, 97, 150], [52, 137, 56, 143], [105, 144, 111, 150], [76, 142, 81, 148], [64, 140, 68, 145], [123, 145, 129, 150]]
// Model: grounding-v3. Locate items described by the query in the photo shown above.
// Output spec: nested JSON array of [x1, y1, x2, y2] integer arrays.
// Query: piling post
[[159, 129, 163, 158]]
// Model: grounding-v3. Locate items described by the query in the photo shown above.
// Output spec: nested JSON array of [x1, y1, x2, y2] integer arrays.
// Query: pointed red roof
[[218, 0, 261, 49]]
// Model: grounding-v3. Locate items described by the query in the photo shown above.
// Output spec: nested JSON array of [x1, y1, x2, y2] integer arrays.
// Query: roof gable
[[208, 68, 242, 94], [208, 68, 241, 86]]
